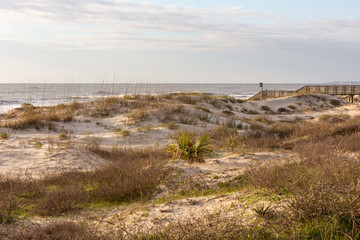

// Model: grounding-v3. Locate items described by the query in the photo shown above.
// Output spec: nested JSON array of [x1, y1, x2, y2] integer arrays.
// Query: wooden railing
[[248, 85, 360, 101]]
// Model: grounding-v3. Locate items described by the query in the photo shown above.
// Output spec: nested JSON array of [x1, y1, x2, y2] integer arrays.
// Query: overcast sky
[[1, 0, 360, 83]]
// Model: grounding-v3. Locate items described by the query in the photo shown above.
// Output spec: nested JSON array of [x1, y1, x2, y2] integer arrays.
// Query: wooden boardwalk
[[248, 85, 360, 102]]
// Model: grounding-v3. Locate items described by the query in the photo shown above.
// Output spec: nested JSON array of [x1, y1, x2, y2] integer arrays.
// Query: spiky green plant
[[168, 132, 212, 164]]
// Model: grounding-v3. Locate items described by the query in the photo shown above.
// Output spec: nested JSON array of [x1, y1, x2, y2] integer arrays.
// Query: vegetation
[[260, 105, 270, 111], [1, 93, 359, 239], [0, 221, 99, 240], [288, 104, 296, 109], [330, 99, 341, 106], [113, 128, 131, 136], [222, 110, 234, 116], [59, 133, 68, 140], [34, 141, 43, 149], [168, 132, 212, 163], [0, 147, 169, 219], [0, 133, 8, 140]]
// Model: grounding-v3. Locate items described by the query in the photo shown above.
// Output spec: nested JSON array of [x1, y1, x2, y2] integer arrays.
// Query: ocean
[[0, 83, 304, 113]]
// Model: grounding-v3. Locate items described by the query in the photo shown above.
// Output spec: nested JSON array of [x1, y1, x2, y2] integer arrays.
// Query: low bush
[[176, 95, 197, 105], [260, 105, 270, 111], [4, 221, 99, 240], [168, 132, 212, 164], [254, 117, 273, 125], [3, 108, 43, 130], [241, 115, 360, 238], [138, 211, 279, 240], [248, 110, 259, 115], [59, 133, 68, 140], [288, 105, 296, 109], [113, 128, 131, 136], [163, 122, 178, 130], [195, 106, 212, 113], [222, 110, 234, 116], [125, 110, 149, 124], [330, 99, 341, 106], [277, 107, 288, 113], [319, 114, 350, 123], [0, 147, 170, 218], [208, 125, 243, 150], [0, 133, 8, 140], [34, 141, 43, 149]]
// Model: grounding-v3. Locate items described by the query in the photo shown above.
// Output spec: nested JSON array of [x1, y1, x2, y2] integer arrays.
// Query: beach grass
[[0, 92, 358, 239]]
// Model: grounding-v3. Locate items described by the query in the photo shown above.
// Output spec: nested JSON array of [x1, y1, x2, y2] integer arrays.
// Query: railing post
[[259, 82, 263, 100]]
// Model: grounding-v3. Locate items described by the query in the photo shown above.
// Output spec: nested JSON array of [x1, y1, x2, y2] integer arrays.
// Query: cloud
[[0, 0, 359, 52]]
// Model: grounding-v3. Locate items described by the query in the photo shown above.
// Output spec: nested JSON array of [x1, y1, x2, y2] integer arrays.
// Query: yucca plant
[[168, 132, 212, 164]]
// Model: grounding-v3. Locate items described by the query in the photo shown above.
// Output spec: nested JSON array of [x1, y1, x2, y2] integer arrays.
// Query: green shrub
[[195, 106, 212, 113], [260, 105, 270, 111], [288, 105, 296, 109], [330, 99, 341, 106], [164, 122, 178, 130], [255, 117, 273, 125], [248, 110, 259, 115], [319, 114, 350, 123], [0, 193, 21, 224], [277, 107, 288, 113], [34, 141, 43, 149], [0, 133, 8, 140], [120, 130, 130, 136], [252, 205, 274, 218], [59, 133, 68, 140], [114, 128, 131, 136], [168, 132, 212, 164], [222, 110, 234, 116], [137, 126, 154, 132]]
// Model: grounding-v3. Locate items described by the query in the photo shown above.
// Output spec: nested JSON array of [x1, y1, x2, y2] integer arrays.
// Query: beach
[[0, 92, 359, 238]]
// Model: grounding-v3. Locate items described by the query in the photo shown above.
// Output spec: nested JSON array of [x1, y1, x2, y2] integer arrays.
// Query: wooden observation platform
[[248, 85, 360, 102]]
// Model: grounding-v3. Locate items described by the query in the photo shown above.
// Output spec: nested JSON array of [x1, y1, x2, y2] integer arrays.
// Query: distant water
[[0, 83, 304, 113]]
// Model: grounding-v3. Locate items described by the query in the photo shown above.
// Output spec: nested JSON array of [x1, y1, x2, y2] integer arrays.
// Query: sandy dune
[[0, 93, 359, 236]]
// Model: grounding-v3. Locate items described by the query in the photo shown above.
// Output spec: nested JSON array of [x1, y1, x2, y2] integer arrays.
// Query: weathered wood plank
[[248, 85, 360, 101]]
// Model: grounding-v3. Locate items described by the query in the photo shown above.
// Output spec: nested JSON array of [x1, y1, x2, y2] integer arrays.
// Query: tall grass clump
[[3, 108, 43, 130], [46, 106, 73, 122], [168, 132, 211, 164]]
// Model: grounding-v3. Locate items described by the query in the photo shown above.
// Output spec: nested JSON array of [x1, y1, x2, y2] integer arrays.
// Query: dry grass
[[0, 147, 170, 218], [125, 109, 150, 124], [120, 209, 281, 240], [3, 108, 43, 130], [241, 115, 360, 239], [1, 101, 80, 130], [2, 94, 360, 238], [1, 221, 100, 240]]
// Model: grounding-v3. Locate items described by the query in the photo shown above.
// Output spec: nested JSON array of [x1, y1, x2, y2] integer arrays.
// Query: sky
[[1, 0, 360, 84]]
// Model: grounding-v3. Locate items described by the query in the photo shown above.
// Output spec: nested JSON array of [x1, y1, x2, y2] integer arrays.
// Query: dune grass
[[0, 147, 170, 220], [1, 93, 360, 239]]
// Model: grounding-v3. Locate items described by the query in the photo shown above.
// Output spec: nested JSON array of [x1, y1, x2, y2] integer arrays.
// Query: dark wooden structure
[[248, 85, 360, 102]]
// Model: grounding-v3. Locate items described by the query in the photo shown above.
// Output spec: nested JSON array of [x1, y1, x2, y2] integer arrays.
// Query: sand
[[0, 93, 359, 234]]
